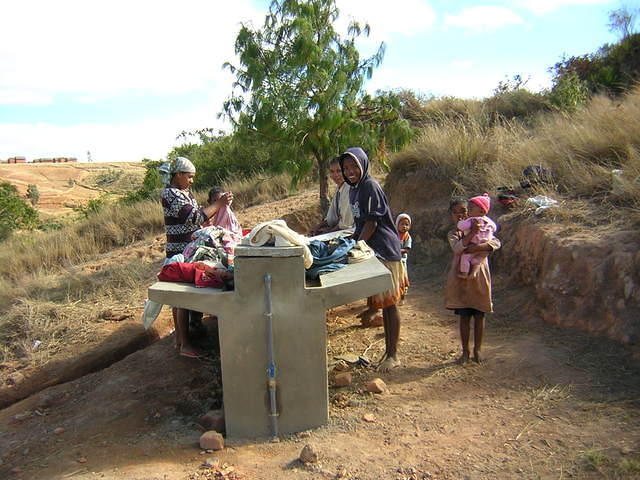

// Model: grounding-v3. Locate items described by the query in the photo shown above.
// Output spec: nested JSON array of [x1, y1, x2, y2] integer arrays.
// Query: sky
[[0, 0, 623, 163]]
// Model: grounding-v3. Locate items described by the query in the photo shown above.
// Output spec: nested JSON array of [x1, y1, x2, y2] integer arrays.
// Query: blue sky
[[0, 0, 621, 162]]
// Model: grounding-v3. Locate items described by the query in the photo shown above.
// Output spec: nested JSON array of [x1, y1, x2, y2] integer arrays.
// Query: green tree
[[223, 0, 411, 211], [0, 181, 39, 240], [26, 184, 40, 206]]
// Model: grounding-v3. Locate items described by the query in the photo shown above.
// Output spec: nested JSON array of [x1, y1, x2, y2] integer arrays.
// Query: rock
[[366, 378, 387, 394], [203, 457, 220, 468], [11, 467, 22, 474], [53, 427, 65, 435], [198, 409, 225, 433], [333, 372, 352, 387], [77, 457, 87, 464], [299, 444, 319, 464], [6, 372, 25, 386], [362, 413, 376, 423], [199, 431, 224, 450]]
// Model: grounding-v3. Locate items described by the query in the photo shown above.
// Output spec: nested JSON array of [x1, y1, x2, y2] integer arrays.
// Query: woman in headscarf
[[161, 156, 233, 259], [160, 156, 233, 358]]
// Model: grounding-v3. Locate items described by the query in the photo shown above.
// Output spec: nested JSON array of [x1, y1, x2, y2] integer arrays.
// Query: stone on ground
[[299, 443, 319, 464], [199, 431, 224, 450], [366, 378, 387, 394]]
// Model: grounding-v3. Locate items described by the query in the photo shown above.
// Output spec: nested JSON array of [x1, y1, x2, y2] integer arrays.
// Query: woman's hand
[[221, 192, 233, 206], [470, 218, 481, 236]]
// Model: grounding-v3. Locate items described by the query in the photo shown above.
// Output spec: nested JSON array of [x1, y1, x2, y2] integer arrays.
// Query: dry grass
[[391, 86, 640, 223], [0, 259, 160, 365], [0, 172, 300, 364], [0, 172, 297, 285]]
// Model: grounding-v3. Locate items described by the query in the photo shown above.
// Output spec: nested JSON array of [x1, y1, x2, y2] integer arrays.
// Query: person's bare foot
[[473, 350, 482, 363], [456, 352, 470, 364], [179, 345, 204, 359], [358, 309, 381, 327], [377, 356, 400, 372], [361, 314, 383, 328]]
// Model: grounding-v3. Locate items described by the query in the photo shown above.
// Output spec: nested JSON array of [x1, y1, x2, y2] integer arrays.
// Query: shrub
[[26, 184, 40, 206], [0, 182, 39, 240]]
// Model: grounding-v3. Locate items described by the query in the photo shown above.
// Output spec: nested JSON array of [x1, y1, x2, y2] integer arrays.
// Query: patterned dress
[[161, 186, 208, 258]]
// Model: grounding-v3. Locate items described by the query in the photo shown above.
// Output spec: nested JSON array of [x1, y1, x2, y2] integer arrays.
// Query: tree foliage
[[26, 184, 40, 206], [222, 0, 412, 210], [170, 130, 283, 191], [549, 31, 640, 98], [0, 181, 39, 240]]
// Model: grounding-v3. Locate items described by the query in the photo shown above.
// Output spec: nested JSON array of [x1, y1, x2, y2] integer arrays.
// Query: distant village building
[[7, 156, 27, 164], [32, 157, 78, 163]]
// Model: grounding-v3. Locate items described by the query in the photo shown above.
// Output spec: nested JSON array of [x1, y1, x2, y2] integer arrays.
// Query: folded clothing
[[244, 219, 313, 268], [157, 262, 225, 288]]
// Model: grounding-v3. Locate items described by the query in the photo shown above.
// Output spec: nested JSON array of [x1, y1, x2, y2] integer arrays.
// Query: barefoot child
[[445, 197, 501, 364], [456, 194, 496, 279], [340, 147, 407, 371], [396, 213, 412, 298]]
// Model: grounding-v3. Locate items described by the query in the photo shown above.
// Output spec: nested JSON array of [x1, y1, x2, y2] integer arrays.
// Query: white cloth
[[325, 183, 354, 230], [347, 240, 375, 264], [244, 220, 313, 268]]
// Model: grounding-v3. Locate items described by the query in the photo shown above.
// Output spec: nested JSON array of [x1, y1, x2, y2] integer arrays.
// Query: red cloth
[[158, 262, 224, 288]]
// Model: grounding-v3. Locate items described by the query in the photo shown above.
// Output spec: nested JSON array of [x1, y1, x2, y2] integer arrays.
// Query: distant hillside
[[0, 162, 146, 215]]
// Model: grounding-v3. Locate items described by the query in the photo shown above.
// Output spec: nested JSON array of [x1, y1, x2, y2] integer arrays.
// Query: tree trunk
[[316, 154, 330, 214]]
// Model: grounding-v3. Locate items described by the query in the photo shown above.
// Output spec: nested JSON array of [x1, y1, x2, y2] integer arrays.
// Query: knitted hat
[[395, 213, 411, 229], [469, 193, 490, 214]]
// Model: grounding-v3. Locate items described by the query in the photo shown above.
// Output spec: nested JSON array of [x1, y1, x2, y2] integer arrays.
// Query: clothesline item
[[243, 219, 314, 268]]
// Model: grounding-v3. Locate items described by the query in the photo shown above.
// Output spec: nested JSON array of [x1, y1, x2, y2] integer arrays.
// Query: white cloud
[[336, 0, 436, 41], [0, 0, 262, 104], [514, 0, 612, 15], [0, 87, 232, 163], [445, 6, 523, 31]]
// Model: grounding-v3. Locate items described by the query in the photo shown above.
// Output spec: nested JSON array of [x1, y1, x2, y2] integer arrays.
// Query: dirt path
[[2, 260, 639, 480]]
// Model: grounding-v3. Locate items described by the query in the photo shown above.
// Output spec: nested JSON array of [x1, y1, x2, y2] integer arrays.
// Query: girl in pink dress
[[457, 193, 497, 279]]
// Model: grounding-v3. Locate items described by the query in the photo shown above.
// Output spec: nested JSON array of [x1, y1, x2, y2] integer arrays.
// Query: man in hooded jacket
[[339, 147, 407, 371]]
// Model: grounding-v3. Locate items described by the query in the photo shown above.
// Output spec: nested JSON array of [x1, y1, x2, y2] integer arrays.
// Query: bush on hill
[[550, 32, 640, 99], [389, 86, 640, 220], [0, 182, 39, 240]]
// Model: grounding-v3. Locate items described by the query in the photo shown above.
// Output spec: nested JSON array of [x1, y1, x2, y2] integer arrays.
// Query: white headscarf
[[159, 156, 196, 185]]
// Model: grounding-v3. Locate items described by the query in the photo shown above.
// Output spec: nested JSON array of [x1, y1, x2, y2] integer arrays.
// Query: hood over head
[[339, 147, 369, 187]]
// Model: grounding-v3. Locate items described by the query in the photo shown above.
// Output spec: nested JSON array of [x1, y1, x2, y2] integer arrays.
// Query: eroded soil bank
[[386, 168, 640, 352]]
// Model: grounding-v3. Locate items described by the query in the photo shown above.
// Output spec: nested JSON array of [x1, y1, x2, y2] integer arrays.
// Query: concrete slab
[[148, 244, 392, 439]]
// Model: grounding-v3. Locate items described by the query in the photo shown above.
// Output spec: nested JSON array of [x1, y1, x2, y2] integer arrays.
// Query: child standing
[[312, 157, 355, 234], [456, 193, 496, 279], [340, 147, 407, 372], [445, 197, 501, 364], [396, 213, 412, 298]]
